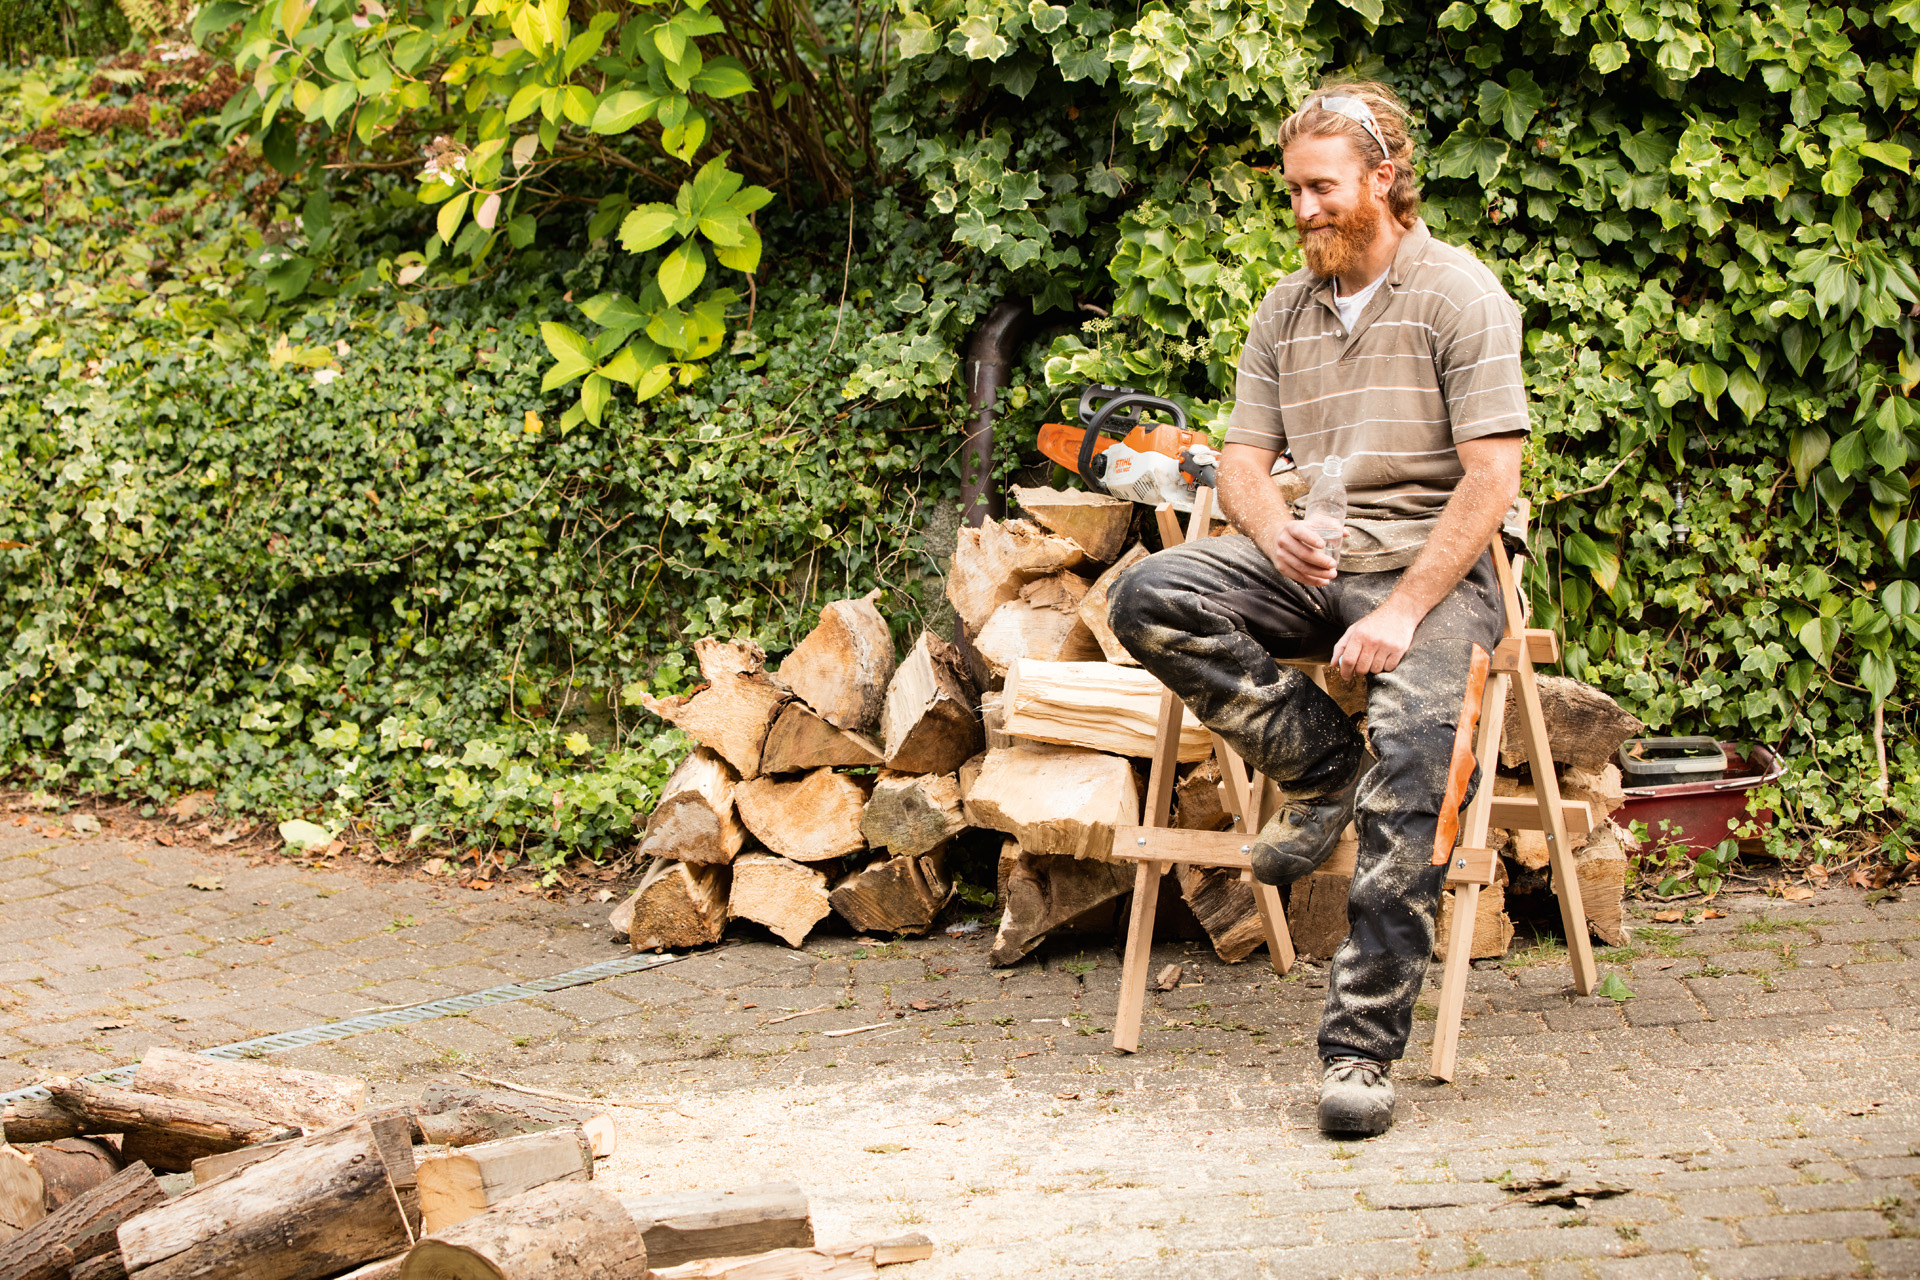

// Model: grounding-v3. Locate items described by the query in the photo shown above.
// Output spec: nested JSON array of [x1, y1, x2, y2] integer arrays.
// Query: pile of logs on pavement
[[0, 1047, 930, 1279], [624, 487, 1646, 966]]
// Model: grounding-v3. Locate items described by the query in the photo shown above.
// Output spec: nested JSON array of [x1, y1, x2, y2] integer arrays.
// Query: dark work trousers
[[1107, 534, 1506, 1064]]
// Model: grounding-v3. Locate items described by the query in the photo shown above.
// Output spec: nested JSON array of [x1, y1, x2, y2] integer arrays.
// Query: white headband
[[1308, 94, 1391, 159]]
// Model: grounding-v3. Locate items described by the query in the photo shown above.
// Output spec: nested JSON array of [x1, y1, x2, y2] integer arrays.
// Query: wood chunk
[[1499, 675, 1644, 773], [190, 1139, 293, 1187], [1560, 763, 1626, 822], [623, 858, 731, 953], [979, 695, 1011, 751], [638, 639, 790, 779], [729, 854, 832, 948], [1016, 572, 1090, 612], [964, 746, 1139, 862], [760, 703, 884, 774], [413, 1090, 614, 1159], [1077, 543, 1150, 665], [25, 1138, 117, 1212], [1567, 822, 1629, 946], [735, 769, 871, 862], [989, 849, 1134, 966], [1433, 859, 1513, 961], [1286, 874, 1351, 962], [1493, 777, 1549, 871], [399, 1182, 647, 1280], [68, 1255, 128, 1280], [1012, 487, 1134, 562], [1, 1099, 82, 1146], [775, 592, 896, 732], [618, 1181, 813, 1269], [417, 1127, 594, 1234], [1174, 866, 1267, 964], [879, 633, 982, 776], [1172, 758, 1230, 832], [330, 1259, 405, 1280], [0, 1146, 40, 1244], [649, 1233, 933, 1278], [946, 517, 1086, 636], [0, 1160, 164, 1280], [640, 748, 747, 866], [131, 1048, 365, 1132], [44, 1079, 295, 1175], [829, 852, 952, 936], [117, 1119, 410, 1280], [972, 600, 1103, 688], [860, 772, 965, 856], [1002, 660, 1211, 761]]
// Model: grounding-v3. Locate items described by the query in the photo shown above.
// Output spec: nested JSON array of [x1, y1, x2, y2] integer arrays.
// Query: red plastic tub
[[1611, 742, 1782, 856]]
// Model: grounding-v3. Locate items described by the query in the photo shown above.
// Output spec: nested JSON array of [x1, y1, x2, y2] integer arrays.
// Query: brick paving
[[6, 812, 1920, 1277]]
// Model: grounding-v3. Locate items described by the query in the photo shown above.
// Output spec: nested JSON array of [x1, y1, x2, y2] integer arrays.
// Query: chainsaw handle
[[1076, 390, 1189, 495]]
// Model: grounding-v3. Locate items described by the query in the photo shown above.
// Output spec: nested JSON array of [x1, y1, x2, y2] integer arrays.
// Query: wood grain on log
[[1077, 544, 1149, 665], [25, 1138, 118, 1212], [1011, 487, 1133, 562], [0, 1160, 164, 1280], [132, 1048, 365, 1132], [735, 769, 871, 862], [1285, 874, 1352, 962], [879, 633, 981, 777], [413, 1091, 613, 1159], [330, 1258, 406, 1280], [828, 852, 952, 937], [637, 639, 790, 779], [0, 1146, 40, 1244], [68, 1253, 130, 1280], [859, 772, 965, 856], [759, 703, 884, 774], [1001, 660, 1211, 761], [1567, 822, 1628, 946], [1174, 866, 1267, 964], [618, 1181, 812, 1269], [640, 748, 747, 866], [775, 592, 896, 732], [728, 854, 832, 948], [0, 1099, 81, 1146], [971, 600, 1102, 689], [1017, 572, 1090, 612], [417, 1127, 594, 1234], [1172, 758, 1230, 833], [963, 746, 1139, 863], [647, 1233, 932, 1279], [946, 518, 1086, 636], [1433, 857, 1513, 961], [622, 858, 731, 953], [45, 1079, 295, 1175], [989, 845, 1134, 966], [399, 1182, 647, 1280], [1498, 674, 1643, 773]]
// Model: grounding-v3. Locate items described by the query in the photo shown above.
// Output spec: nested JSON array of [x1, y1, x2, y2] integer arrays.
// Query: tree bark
[[131, 1047, 365, 1132], [1499, 674, 1644, 773], [639, 748, 747, 866], [412, 1091, 614, 1159], [963, 745, 1139, 862], [1011, 487, 1134, 562], [620, 858, 731, 953], [1174, 865, 1267, 964], [398, 1182, 647, 1280], [1285, 874, 1352, 962], [735, 769, 871, 862], [759, 702, 884, 774], [0, 1160, 164, 1280], [828, 851, 952, 937], [989, 844, 1135, 966], [774, 591, 896, 733], [637, 639, 791, 779], [1, 1099, 82, 1146], [878, 632, 981, 776], [25, 1138, 118, 1212], [859, 772, 965, 856], [617, 1182, 812, 1270], [727, 854, 832, 948], [44, 1079, 295, 1175], [417, 1127, 594, 1234], [1001, 659, 1211, 761]]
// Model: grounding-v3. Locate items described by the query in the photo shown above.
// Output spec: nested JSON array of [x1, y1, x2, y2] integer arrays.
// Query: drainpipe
[[959, 299, 1032, 528]]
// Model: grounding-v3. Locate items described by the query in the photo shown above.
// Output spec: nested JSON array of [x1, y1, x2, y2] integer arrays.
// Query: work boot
[[1318, 1055, 1395, 1136], [1247, 770, 1361, 887]]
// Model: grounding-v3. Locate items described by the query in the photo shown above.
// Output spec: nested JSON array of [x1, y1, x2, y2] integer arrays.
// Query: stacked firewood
[[624, 486, 1644, 966], [0, 1047, 929, 1279]]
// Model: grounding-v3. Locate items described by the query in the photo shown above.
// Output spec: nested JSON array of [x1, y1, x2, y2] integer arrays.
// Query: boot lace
[[1324, 1056, 1386, 1086]]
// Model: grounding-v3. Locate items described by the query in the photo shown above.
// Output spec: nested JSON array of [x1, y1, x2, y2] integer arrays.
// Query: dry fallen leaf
[[92, 1019, 128, 1031], [1652, 909, 1684, 922], [593, 888, 613, 902], [1155, 963, 1183, 991], [1780, 885, 1815, 902], [1699, 909, 1727, 919], [188, 876, 222, 892], [1053, 1091, 1080, 1101], [930, 1116, 960, 1127]]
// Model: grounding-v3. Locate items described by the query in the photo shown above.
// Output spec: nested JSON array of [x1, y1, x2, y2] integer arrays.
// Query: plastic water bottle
[[1303, 455, 1347, 555]]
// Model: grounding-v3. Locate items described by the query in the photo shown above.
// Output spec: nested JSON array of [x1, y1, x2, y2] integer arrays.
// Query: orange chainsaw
[[1037, 385, 1219, 513]]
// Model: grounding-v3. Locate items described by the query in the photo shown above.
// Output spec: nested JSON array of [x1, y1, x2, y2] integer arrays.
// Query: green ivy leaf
[[1727, 366, 1766, 420], [1332, 0, 1384, 23], [1688, 361, 1728, 417], [1797, 614, 1842, 667], [1891, 521, 1920, 569], [1860, 140, 1913, 173], [1477, 70, 1544, 141], [1430, 126, 1510, 186], [1830, 429, 1870, 479], [1589, 41, 1628, 73], [1437, 1, 1475, 29], [1861, 651, 1898, 704]]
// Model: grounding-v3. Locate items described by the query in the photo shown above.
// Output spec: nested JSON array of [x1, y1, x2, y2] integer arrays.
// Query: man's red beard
[[1300, 180, 1381, 279]]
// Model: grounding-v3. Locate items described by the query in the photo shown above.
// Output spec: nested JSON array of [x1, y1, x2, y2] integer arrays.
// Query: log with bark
[[774, 592, 895, 733], [68, 1256, 127, 1280], [399, 1182, 648, 1280], [1499, 675, 1644, 773], [758, 703, 884, 774], [859, 772, 964, 857], [0, 1146, 39, 1243], [131, 1047, 365, 1132], [117, 1119, 412, 1280], [1172, 758, 1230, 832], [971, 598, 1103, 689], [728, 854, 832, 948], [1010, 486, 1134, 562], [828, 852, 952, 937], [878, 632, 981, 776], [1001, 659, 1211, 761], [963, 745, 1139, 862], [639, 748, 747, 866], [42, 1078, 296, 1175], [735, 769, 871, 862], [413, 1089, 615, 1160], [620, 858, 731, 953], [0, 1160, 164, 1280], [637, 639, 791, 779], [648, 1233, 933, 1279], [417, 1127, 594, 1234], [1285, 873, 1351, 962], [0, 1099, 79, 1146], [1174, 865, 1267, 964], [1566, 821, 1629, 946], [1077, 544, 1149, 665], [989, 844, 1135, 966], [945, 517, 1086, 636], [618, 1181, 812, 1270], [23, 1138, 118, 1212]]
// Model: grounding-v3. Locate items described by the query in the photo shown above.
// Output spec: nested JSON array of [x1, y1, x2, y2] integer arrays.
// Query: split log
[[1560, 762, 1626, 823], [1001, 659, 1211, 762], [1078, 544, 1150, 665], [1018, 572, 1090, 611], [1286, 874, 1351, 962], [638, 639, 790, 779], [399, 1181, 647, 1280], [417, 1127, 594, 1234], [964, 745, 1139, 862], [623, 858, 731, 953], [1433, 858, 1513, 961], [859, 772, 964, 856], [1566, 822, 1629, 946], [69, 1256, 127, 1280], [190, 1139, 292, 1187], [990, 845, 1135, 966], [25, 1138, 118, 1212], [735, 769, 871, 862], [879, 632, 981, 776], [1172, 758, 1231, 832], [44, 1079, 295, 1175], [0, 1147, 39, 1243], [1, 1099, 81, 1146], [331, 1259, 406, 1280], [828, 852, 952, 936], [0, 1160, 164, 1280], [728, 854, 832, 948], [1011, 486, 1133, 562], [648, 1233, 932, 1279], [413, 1090, 614, 1160], [1499, 675, 1644, 773], [1174, 866, 1266, 964], [759, 703, 883, 774], [979, 694, 1011, 751], [946, 517, 1085, 636], [117, 1119, 411, 1280], [618, 1181, 812, 1269], [1492, 777, 1549, 871], [775, 592, 896, 732], [639, 748, 746, 866], [131, 1047, 365, 1132], [971, 600, 1102, 688]]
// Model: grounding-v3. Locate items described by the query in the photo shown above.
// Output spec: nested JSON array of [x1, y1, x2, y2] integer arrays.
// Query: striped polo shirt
[[1225, 220, 1530, 572]]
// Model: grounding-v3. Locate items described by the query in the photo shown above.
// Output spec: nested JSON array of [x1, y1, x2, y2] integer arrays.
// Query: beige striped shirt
[[1226, 220, 1529, 571]]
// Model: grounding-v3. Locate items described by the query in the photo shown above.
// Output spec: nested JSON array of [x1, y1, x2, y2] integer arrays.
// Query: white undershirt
[[1334, 270, 1389, 330]]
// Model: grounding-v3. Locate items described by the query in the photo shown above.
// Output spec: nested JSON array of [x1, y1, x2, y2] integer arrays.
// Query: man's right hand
[[1262, 518, 1340, 587]]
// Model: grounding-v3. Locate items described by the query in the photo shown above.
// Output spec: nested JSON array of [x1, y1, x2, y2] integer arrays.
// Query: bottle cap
[[1320, 455, 1344, 479]]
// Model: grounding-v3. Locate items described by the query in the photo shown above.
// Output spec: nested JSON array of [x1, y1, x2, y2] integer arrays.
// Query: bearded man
[[1108, 82, 1529, 1137]]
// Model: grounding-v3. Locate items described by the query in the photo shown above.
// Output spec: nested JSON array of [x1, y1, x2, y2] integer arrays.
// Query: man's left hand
[[1331, 599, 1423, 679]]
